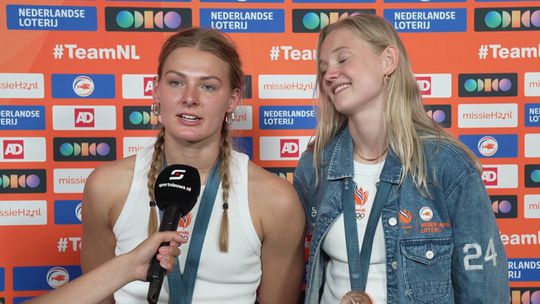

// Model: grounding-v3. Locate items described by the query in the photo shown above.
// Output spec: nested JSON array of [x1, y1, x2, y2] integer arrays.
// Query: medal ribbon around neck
[[164, 158, 222, 304], [342, 175, 391, 294]]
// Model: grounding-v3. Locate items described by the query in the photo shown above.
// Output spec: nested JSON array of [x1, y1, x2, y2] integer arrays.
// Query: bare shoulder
[[247, 162, 300, 213], [83, 156, 136, 222]]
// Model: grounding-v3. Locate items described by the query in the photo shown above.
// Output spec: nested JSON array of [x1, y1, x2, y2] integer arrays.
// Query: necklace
[[356, 147, 388, 162]]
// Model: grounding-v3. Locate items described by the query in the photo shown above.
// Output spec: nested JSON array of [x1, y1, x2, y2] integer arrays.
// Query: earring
[[225, 112, 236, 125], [151, 101, 161, 116], [384, 74, 390, 81]]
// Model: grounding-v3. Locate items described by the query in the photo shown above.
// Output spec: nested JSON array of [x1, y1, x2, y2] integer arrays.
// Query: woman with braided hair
[[81, 27, 305, 304]]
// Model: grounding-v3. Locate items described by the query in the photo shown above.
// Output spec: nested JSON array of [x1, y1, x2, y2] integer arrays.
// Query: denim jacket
[[294, 127, 509, 304]]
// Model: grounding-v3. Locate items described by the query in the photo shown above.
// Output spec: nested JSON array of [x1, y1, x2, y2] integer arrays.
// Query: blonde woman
[[294, 14, 509, 304]]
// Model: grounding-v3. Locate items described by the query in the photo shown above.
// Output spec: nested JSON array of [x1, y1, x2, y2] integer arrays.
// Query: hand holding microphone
[[147, 165, 201, 304]]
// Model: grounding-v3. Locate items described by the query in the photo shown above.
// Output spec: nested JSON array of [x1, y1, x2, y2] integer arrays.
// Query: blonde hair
[[311, 14, 481, 193], [147, 28, 243, 252]]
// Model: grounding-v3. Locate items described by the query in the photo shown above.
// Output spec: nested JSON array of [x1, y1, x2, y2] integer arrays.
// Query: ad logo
[[292, 9, 374, 32], [53, 106, 116, 130], [74, 108, 95, 127], [122, 74, 155, 99], [424, 105, 451, 128], [458, 73, 518, 97], [53, 137, 116, 161], [475, 7, 540, 31], [414, 74, 452, 98], [0, 137, 46, 162], [105, 7, 192, 32], [490, 195, 518, 218], [3, 140, 24, 159], [260, 136, 310, 160], [280, 139, 300, 158], [482, 165, 518, 189], [0, 170, 46, 193], [482, 167, 498, 186], [123, 106, 160, 130], [52, 74, 115, 99], [525, 165, 540, 188]]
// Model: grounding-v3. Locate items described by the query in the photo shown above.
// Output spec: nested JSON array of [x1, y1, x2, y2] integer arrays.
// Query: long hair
[[311, 14, 481, 193], [147, 28, 243, 252]]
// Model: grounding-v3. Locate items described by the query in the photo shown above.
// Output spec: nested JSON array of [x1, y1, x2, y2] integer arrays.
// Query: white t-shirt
[[321, 160, 387, 304]]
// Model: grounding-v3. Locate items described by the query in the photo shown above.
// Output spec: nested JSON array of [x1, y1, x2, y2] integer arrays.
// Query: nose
[[323, 66, 339, 82], [181, 85, 198, 106]]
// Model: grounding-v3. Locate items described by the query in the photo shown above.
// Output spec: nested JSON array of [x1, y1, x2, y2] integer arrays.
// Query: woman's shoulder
[[84, 155, 137, 204], [247, 162, 300, 209], [422, 137, 479, 176]]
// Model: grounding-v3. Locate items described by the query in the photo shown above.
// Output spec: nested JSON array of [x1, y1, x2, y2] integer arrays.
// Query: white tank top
[[321, 160, 387, 304], [113, 145, 262, 304]]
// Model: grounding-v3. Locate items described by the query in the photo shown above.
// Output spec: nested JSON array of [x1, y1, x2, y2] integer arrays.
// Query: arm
[[446, 168, 509, 302], [28, 231, 185, 304], [80, 159, 134, 304], [249, 164, 306, 304]]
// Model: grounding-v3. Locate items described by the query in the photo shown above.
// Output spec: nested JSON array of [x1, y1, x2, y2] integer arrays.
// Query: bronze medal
[[340, 290, 373, 304]]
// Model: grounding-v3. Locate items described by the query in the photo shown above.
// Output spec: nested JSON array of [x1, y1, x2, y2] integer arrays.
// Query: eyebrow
[[164, 70, 222, 83]]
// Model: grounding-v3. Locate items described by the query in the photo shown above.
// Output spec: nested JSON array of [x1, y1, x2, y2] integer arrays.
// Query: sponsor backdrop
[[0, 0, 539, 302]]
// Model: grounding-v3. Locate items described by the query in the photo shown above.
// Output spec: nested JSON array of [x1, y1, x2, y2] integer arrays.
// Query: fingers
[[156, 246, 181, 271]]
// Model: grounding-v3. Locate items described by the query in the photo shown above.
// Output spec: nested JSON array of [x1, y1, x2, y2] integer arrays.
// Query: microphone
[[147, 164, 201, 304]]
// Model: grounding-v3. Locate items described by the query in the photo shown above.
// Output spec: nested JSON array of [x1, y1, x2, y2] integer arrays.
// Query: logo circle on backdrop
[[46, 266, 70, 288], [72, 76, 94, 97], [478, 136, 498, 157], [76, 202, 83, 222]]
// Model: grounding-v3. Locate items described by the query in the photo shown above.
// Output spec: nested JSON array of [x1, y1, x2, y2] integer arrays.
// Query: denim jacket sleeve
[[294, 151, 316, 231], [440, 151, 509, 302]]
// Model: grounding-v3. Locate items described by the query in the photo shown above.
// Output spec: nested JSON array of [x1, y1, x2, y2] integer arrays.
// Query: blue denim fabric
[[294, 126, 509, 304]]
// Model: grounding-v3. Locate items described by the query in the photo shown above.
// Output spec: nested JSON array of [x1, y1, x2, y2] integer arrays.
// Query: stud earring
[[151, 101, 161, 116]]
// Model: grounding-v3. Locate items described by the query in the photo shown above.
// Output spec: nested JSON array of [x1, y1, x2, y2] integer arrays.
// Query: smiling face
[[153, 47, 239, 145], [318, 27, 387, 116]]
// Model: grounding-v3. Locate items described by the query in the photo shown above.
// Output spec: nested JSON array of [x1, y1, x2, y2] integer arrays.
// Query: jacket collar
[[327, 126, 402, 184]]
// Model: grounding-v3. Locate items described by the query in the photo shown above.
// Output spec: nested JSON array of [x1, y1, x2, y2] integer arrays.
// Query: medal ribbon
[[165, 158, 222, 304], [342, 177, 391, 291]]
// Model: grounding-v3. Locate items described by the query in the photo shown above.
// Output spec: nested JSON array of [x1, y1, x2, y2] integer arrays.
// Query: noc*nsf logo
[[477, 136, 498, 157], [46, 266, 69, 289], [72, 76, 94, 97]]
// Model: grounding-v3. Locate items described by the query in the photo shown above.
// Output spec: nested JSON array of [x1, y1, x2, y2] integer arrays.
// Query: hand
[[128, 231, 187, 281]]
